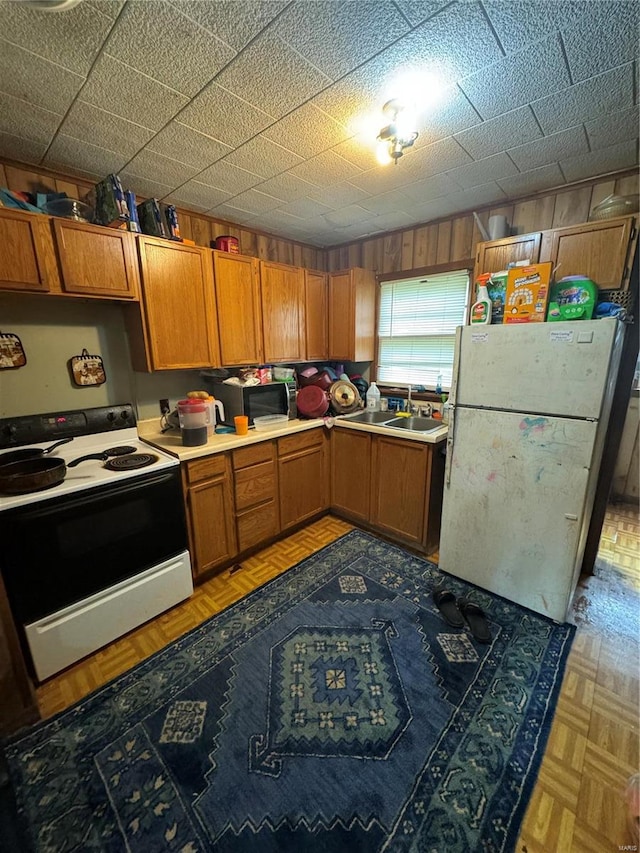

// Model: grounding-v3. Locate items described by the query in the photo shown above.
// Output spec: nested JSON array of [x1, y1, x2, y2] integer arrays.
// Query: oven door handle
[[8, 467, 180, 520]]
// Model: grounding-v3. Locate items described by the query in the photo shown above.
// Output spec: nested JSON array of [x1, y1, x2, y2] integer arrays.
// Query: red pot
[[296, 385, 329, 419], [214, 235, 239, 254]]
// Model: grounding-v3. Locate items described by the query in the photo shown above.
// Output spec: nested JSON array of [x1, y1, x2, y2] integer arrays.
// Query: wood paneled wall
[[0, 159, 325, 271], [2, 158, 637, 278], [326, 170, 640, 273]]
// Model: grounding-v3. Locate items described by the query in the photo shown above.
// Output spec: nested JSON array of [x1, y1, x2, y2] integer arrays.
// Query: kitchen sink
[[344, 412, 444, 433]]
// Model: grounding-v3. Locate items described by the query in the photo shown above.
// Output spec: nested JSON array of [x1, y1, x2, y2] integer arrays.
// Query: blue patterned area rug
[[3, 530, 574, 852]]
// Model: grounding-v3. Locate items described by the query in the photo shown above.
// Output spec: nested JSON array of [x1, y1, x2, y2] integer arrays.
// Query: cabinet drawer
[[185, 454, 228, 484], [278, 429, 323, 457], [233, 442, 275, 470], [237, 502, 278, 552], [234, 461, 277, 511]]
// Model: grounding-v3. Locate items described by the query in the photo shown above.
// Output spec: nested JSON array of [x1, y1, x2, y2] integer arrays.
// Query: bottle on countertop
[[442, 394, 450, 424], [435, 374, 443, 395], [471, 279, 492, 325], [366, 381, 381, 411]]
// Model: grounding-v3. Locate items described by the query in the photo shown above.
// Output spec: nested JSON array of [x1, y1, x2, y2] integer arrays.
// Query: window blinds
[[377, 270, 469, 389]]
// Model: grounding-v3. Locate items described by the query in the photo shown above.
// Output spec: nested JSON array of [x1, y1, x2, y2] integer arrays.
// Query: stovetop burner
[[105, 453, 159, 471], [104, 445, 137, 456]]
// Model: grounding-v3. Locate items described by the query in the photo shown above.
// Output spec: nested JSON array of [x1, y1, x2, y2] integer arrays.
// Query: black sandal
[[457, 598, 491, 644], [432, 588, 465, 628]]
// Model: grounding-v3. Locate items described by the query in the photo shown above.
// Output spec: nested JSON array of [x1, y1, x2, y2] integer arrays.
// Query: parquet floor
[[35, 506, 640, 852]]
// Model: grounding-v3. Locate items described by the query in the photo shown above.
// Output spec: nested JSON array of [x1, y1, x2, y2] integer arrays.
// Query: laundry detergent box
[[504, 262, 552, 323]]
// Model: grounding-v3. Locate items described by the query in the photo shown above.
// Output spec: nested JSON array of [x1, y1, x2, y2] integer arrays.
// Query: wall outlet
[[159, 398, 170, 415]]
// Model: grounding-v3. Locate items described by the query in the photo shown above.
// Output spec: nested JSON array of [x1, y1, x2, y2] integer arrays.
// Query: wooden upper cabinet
[[213, 250, 263, 366], [53, 219, 139, 299], [260, 260, 305, 362], [548, 217, 636, 290], [0, 208, 59, 293], [475, 232, 542, 276], [328, 267, 376, 361], [305, 269, 328, 360], [134, 237, 220, 370]]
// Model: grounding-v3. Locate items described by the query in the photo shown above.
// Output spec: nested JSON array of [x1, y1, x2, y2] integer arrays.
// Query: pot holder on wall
[[70, 348, 106, 387], [0, 332, 27, 369]]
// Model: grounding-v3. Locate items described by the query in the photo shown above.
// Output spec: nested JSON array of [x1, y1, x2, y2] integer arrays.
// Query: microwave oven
[[209, 381, 297, 426]]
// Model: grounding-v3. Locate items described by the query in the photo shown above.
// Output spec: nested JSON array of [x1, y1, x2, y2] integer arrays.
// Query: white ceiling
[[0, 0, 638, 247]]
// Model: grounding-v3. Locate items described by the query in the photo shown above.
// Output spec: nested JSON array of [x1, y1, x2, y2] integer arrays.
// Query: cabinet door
[[213, 251, 263, 365], [0, 209, 58, 293], [305, 269, 328, 360], [331, 428, 371, 522], [54, 219, 139, 299], [184, 456, 236, 577], [138, 237, 220, 370], [550, 217, 635, 290], [370, 436, 429, 547], [328, 270, 353, 360], [475, 232, 542, 276], [278, 431, 327, 530], [261, 261, 305, 362], [0, 573, 39, 736]]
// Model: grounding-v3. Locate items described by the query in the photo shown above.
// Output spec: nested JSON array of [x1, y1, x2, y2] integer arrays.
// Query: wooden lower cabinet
[[183, 455, 237, 578], [0, 574, 38, 736], [232, 442, 279, 551], [331, 428, 371, 522], [331, 428, 445, 553], [278, 430, 328, 531]]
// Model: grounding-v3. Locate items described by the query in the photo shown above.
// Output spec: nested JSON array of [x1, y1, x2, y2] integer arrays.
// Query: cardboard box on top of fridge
[[504, 262, 552, 323]]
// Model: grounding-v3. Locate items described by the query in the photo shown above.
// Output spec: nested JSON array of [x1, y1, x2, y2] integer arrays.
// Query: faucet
[[406, 385, 412, 413]]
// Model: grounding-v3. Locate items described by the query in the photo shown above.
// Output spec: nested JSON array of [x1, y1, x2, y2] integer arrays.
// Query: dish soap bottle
[[471, 278, 492, 324], [366, 381, 381, 411]]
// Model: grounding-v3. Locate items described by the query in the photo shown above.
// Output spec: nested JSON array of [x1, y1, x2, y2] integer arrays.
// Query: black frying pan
[[0, 437, 73, 468], [0, 457, 66, 494]]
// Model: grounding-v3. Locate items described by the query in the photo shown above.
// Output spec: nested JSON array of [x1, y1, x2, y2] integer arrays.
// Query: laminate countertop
[[137, 414, 448, 461]]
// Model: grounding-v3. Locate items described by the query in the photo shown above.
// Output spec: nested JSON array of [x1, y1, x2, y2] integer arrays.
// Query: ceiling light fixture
[[376, 99, 419, 165]]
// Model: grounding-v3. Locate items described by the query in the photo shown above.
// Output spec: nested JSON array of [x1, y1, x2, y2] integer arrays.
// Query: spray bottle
[[470, 274, 492, 325]]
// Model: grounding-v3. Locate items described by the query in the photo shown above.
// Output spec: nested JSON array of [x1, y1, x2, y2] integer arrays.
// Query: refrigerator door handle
[[450, 326, 463, 406], [445, 405, 455, 486]]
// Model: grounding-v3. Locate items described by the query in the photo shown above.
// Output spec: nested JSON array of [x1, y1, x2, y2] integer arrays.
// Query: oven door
[[0, 467, 188, 626]]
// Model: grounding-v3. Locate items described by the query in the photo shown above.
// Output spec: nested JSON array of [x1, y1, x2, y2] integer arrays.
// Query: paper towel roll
[[488, 215, 509, 239]]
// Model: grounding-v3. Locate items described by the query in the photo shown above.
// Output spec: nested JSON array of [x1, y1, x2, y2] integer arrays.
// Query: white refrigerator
[[439, 318, 624, 622]]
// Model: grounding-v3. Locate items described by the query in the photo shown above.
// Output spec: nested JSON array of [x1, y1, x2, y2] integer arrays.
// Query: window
[[377, 270, 470, 390]]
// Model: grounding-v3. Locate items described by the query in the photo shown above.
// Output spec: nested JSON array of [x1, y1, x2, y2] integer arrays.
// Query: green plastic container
[[547, 276, 598, 322]]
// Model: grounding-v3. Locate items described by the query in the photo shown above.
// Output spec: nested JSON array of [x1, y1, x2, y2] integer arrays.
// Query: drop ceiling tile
[[398, 172, 462, 204], [223, 136, 303, 179], [204, 202, 254, 224], [482, 0, 575, 49], [400, 136, 473, 180], [122, 149, 199, 188], [414, 86, 482, 147], [0, 132, 47, 165], [105, 1, 236, 98], [226, 188, 283, 214], [213, 32, 332, 120], [442, 181, 508, 213], [323, 205, 377, 228], [496, 163, 565, 197], [531, 64, 635, 135], [460, 34, 571, 120], [146, 122, 232, 170], [0, 40, 84, 115], [81, 54, 189, 130], [197, 160, 262, 194], [172, 0, 288, 51], [330, 137, 381, 171], [59, 101, 155, 161], [358, 188, 415, 215], [365, 210, 416, 232], [44, 134, 130, 178], [273, 198, 332, 219], [0, 1, 114, 75], [288, 150, 362, 187], [348, 163, 417, 196], [275, 1, 409, 78], [454, 106, 542, 160], [262, 103, 350, 159], [178, 82, 275, 148], [586, 107, 640, 151], [560, 140, 639, 184], [562, 1, 639, 82], [407, 197, 458, 223], [255, 173, 317, 203], [167, 180, 231, 210], [393, 1, 452, 27], [508, 126, 590, 172], [306, 182, 371, 209], [120, 175, 174, 200], [0, 92, 60, 145], [445, 152, 519, 190], [87, 1, 125, 19]]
